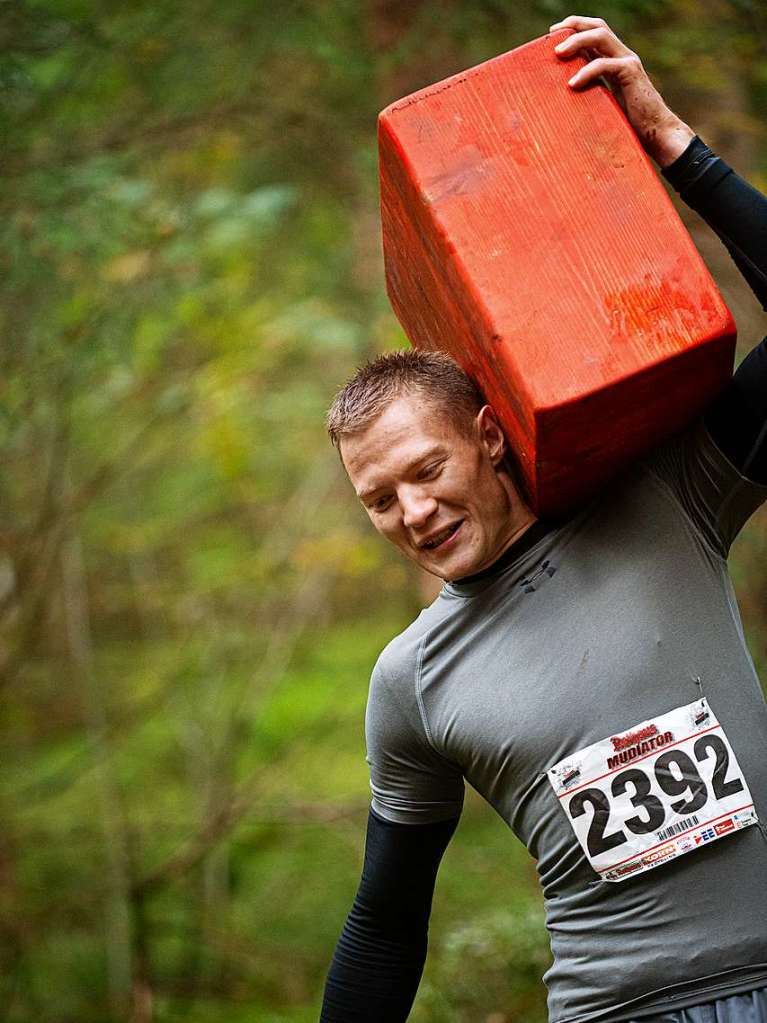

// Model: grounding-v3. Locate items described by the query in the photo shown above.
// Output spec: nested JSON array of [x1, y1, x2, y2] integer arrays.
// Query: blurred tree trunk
[[61, 517, 135, 1020]]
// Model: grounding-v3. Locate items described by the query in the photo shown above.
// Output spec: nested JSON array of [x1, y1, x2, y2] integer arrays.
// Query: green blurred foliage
[[1, 0, 766, 1020]]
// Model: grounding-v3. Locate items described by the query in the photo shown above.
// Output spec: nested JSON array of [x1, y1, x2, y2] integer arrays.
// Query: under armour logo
[[520, 559, 556, 594]]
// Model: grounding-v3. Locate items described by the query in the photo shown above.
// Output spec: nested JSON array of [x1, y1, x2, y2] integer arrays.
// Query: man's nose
[[400, 488, 438, 529]]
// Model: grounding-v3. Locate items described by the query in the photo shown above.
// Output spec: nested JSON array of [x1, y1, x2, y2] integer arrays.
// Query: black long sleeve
[[320, 808, 459, 1022], [662, 137, 767, 482], [662, 136, 767, 311]]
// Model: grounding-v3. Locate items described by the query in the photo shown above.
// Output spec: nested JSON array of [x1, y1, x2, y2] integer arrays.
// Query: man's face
[[340, 392, 533, 581]]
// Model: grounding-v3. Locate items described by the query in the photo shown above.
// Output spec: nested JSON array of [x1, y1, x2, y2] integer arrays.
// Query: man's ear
[[476, 405, 507, 466]]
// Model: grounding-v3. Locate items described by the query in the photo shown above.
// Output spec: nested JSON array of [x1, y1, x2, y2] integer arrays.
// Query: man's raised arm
[[663, 137, 767, 482]]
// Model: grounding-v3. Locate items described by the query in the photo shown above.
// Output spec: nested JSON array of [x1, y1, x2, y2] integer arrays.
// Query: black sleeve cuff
[[661, 135, 733, 204]]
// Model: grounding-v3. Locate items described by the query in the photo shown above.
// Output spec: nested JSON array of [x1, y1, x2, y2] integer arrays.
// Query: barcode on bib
[[657, 816, 699, 841]]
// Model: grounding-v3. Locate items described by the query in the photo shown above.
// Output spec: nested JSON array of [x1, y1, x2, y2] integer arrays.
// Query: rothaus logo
[[607, 723, 674, 770]]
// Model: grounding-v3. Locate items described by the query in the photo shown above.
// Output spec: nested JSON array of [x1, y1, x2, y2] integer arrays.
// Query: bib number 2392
[[548, 699, 758, 882]]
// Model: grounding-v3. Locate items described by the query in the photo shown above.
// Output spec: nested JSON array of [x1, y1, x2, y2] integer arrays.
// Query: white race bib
[[548, 699, 758, 882]]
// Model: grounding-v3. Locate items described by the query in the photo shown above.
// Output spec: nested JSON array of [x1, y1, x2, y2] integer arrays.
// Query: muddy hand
[[550, 14, 694, 166]]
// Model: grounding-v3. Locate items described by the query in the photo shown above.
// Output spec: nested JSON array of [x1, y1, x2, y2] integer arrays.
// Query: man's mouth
[[419, 520, 463, 551]]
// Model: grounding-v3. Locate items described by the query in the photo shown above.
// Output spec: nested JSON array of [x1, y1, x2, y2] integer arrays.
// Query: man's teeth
[[423, 523, 458, 549]]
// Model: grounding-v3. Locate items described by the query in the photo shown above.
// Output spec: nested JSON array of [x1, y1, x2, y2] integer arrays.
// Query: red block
[[378, 31, 735, 515]]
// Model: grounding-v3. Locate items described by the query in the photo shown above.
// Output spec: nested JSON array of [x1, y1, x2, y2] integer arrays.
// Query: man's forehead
[[370, 392, 460, 437], [341, 398, 458, 490]]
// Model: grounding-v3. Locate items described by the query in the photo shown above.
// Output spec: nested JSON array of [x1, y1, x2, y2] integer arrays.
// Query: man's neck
[[454, 516, 553, 585]]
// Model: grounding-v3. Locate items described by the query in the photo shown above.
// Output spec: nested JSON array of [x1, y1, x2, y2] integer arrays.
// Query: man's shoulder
[[366, 591, 466, 806], [374, 590, 452, 689]]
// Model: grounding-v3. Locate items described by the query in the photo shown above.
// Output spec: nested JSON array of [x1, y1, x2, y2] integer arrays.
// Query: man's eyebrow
[[356, 446, 447, 501]]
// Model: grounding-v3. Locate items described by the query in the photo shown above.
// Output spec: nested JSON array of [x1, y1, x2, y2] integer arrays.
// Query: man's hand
[[549, 14, 695, 167]]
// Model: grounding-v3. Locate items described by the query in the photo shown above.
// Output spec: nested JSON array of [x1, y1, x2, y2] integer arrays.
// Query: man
[[321, 15, 767, 1023]]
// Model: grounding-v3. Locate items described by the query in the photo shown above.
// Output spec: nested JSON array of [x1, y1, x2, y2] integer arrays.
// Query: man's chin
[[415, 549, 478, 583], [409, 521, 473, 577]]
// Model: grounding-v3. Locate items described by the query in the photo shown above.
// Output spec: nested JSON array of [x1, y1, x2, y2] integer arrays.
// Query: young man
[[321, 16, 767, 1023]]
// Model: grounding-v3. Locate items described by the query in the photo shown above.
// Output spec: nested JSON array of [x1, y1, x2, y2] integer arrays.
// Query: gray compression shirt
[[365, 420, 767, 1022]]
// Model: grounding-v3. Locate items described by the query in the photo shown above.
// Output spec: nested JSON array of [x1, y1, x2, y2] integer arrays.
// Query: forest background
[[3, 0, 767, 1020]]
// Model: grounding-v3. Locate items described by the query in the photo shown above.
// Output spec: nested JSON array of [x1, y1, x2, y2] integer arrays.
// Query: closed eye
[[418, 459, 445, 480]]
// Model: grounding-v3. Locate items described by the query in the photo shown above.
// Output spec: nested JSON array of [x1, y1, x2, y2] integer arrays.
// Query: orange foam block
[[378, 31, 735, 515]]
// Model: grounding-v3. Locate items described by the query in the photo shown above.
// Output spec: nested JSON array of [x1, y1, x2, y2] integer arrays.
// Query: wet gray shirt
[[365, 421, 767, 1023]]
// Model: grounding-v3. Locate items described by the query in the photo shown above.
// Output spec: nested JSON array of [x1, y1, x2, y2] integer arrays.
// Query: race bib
[[548, 699, 758, 882]]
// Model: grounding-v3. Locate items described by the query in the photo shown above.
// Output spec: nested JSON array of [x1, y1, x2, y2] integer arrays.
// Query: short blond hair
[[326, 349, 485, 448]]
